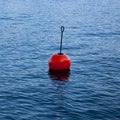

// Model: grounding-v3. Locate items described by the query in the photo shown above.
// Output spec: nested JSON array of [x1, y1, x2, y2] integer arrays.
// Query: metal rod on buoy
[[59, 26, 65, 55]]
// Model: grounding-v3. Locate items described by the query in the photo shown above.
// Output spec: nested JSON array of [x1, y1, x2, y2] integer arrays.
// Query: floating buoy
[[49, 53, 70, 70], [48, 26, 71, 70]]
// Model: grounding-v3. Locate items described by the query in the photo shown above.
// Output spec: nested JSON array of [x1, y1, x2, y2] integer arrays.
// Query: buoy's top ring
[[61, 26, 65, 32]]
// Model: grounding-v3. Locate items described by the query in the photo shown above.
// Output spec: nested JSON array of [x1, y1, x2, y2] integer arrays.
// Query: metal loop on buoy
[[61, 26, 65, 32]]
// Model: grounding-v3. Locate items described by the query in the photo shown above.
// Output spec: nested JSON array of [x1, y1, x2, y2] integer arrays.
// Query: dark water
[[0, 0, 120, 119]]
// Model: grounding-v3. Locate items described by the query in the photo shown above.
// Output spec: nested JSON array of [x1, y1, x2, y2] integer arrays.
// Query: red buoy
[[48, 26, 71, 70], [49, 53, 70, 70]]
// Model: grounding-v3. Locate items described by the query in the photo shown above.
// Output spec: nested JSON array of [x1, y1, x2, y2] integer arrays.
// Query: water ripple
[[0, 0, 120, 119]]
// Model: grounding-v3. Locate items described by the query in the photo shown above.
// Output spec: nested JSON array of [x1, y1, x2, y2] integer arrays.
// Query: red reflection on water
[[48, 69, 70, 81]]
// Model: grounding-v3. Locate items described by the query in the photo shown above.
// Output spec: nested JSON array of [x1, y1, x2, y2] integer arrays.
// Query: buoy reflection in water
[[48, 70, 70, 81]]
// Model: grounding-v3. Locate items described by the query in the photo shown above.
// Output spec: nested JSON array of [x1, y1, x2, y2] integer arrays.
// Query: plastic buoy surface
[[48, 53, 71, 70]]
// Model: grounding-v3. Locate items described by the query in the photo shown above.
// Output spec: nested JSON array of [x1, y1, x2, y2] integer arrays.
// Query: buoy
[[48, 26, 71, 70]]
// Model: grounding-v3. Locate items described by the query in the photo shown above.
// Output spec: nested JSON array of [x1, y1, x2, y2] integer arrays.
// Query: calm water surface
[[0, 0, 120, 120]]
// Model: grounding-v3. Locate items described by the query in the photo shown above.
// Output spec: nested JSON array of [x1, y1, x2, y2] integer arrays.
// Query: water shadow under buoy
[[48, 69, 70, 81]]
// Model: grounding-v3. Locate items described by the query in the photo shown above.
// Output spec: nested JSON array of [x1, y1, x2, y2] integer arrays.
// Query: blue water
[[0, 0, 120, 119]]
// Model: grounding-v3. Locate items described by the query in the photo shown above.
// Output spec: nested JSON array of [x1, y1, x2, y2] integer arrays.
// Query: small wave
[[78, 32, 120, 37], [0, 17, 14, 21]]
